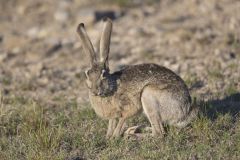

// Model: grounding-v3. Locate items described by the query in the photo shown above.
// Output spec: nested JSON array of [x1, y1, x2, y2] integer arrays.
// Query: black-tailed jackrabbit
[[77, 18, 198, 139]]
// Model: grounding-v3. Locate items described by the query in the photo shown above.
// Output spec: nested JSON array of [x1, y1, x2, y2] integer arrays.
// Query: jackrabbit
[[77, 18, 198, 139]]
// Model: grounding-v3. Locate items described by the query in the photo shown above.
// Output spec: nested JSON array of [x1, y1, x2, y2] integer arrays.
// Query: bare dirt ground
[[0, 0, 240, 159], [0, 0, 240, 105]]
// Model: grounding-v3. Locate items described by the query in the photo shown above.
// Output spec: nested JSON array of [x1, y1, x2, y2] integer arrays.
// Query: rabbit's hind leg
[[141, 87, 165, 137]]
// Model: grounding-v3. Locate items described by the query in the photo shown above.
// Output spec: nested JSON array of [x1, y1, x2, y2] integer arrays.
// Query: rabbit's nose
[[90, 91, 98, 96]]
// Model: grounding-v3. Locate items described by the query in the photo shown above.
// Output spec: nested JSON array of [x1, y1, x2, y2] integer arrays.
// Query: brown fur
[[77, 18, 198, 138]]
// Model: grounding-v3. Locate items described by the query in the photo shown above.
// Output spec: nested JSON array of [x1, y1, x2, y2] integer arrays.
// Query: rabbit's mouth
[[96, 90, 112, 97], [89, 89, 110, 97], [89, 77, 118, 97]]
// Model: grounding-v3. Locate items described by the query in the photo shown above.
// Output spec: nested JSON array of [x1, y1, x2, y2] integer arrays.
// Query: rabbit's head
[[77, 18, 113, 96]]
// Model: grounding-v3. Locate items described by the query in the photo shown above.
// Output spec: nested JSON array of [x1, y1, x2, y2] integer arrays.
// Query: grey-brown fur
[[77, 18, 198, 139]]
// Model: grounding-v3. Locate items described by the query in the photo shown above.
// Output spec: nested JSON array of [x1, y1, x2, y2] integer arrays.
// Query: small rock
[[17, 5, 26, 15], [229, 52, 236, 59], [38, 29, 48, 38], [27, 27, 49, 39], [214, 49, 221, 56], [27, 27, 40, 38], [37, 77, 49, 86], [54, 10, 69, 22], [12, 47, 21, 54]]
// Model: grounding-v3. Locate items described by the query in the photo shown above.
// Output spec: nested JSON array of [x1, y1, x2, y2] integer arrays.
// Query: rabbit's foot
[[124, 125, 153, 140], [123, 125, 145, 140], [152, 126, 165, 138], [124, 125, 144, 135]]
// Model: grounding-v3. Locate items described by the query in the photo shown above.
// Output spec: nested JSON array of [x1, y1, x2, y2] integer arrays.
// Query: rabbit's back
[[117, 63, 190, 99]]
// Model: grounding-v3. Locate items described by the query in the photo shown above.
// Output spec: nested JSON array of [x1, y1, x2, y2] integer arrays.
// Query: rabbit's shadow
[[201, 92, 240, 121]]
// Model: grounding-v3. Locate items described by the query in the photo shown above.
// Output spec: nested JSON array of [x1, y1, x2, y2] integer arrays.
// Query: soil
[[0, 0, 240, 106]]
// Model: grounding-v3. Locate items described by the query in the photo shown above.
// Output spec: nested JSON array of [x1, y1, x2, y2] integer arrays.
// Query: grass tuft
[[0, 94, 239, 159]]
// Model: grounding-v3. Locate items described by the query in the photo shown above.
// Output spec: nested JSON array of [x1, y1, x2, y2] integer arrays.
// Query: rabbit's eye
[[100, 70, 107, 79]]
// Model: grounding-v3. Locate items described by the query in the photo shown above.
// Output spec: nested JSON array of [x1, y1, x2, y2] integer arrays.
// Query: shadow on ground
[[202, 93, 240, 121]]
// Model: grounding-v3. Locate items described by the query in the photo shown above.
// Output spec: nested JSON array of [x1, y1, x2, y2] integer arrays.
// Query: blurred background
[[0, 0, 240, 105]]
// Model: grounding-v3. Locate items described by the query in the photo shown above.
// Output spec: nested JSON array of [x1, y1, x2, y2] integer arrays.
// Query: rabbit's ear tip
[[77, 23, 85, 33], [78, 23, 84, 28], [79, 23, 85, 27], [77, 23, 84, 29]]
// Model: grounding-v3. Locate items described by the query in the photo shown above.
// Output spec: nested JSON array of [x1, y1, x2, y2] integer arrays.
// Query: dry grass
[[0, 92, 239, 160]]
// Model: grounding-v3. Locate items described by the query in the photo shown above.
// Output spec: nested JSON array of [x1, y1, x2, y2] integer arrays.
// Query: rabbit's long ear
[[99, 17, 112, 69], [77, 23, 96, 67]]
